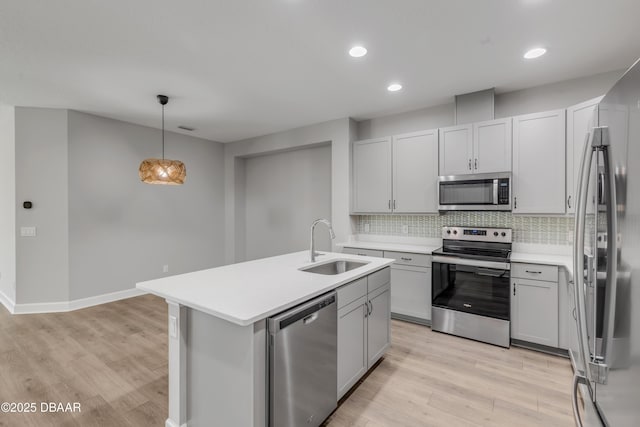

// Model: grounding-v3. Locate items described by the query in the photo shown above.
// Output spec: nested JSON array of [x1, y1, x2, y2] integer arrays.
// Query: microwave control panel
[[498, 179, 510, 205]]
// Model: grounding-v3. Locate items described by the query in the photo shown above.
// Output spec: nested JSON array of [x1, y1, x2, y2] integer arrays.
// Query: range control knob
[[493, 231, 499, 237], [446, 229, 451, 234], [453, 230, 458, 235], [501, 232, 506, 237]]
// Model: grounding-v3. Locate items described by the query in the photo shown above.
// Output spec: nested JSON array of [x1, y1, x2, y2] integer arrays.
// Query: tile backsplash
[[354, 212, 575, 245]]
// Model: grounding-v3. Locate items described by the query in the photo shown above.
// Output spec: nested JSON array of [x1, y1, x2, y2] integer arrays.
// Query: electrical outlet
[[364, 223, 370, 233], [402, 225, 409, 234], [163, 265, 169, 273]]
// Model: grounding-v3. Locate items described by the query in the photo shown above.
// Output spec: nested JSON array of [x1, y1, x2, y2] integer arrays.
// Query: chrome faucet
[[310, 219, 336, 262]]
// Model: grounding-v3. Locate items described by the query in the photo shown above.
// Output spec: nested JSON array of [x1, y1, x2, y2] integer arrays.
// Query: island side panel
[[186, 307, 267, 427], [167, 301, 187, 427]]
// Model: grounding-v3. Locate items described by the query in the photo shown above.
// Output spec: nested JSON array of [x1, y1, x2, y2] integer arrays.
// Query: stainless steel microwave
[[437, 172, 512, 211]]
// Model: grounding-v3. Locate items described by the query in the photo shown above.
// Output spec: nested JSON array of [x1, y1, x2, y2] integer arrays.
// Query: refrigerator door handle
[[573, 129, 597, 392], [599, 128, 617, 373]]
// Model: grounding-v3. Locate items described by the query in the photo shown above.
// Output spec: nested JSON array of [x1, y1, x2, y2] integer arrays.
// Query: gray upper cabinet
[[439, 119, 512, 176], [392, 130, 439, 213], [438, 124, 473, 175], [566, 97, 602, 214], [473, 118, 512, 173], [352, 137, 392, 213], [352, 130, 438, 214], [512, 109, 566, 214]]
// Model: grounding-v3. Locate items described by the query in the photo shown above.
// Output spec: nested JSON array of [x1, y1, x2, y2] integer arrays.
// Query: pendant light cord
[[161, 103, 165, 160]]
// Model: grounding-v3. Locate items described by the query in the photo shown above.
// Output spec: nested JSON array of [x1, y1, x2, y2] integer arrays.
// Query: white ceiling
[[1, 0, 639, 142]]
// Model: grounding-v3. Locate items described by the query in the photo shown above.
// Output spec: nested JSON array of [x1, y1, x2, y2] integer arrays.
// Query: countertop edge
[[137, 258, 394, 327]]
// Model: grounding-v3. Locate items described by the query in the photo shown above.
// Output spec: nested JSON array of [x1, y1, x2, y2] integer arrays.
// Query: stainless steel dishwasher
[[268, 291, 337, 427]]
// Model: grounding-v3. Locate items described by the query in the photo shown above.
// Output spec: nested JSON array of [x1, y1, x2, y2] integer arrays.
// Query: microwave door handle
[[493, 180, 499, 205], [600, 129, 617, 371], [573, 129, 597, 392]]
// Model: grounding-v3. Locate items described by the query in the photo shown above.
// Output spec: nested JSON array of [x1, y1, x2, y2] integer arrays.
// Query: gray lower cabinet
[[511, 263, 559, 347], [337, 267, 391, 400], [385, 251, 431, 322], [558, 271, 579, 351]]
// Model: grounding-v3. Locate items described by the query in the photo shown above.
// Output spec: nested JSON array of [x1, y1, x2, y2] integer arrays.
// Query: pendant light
[[139, 95, 187, 185]]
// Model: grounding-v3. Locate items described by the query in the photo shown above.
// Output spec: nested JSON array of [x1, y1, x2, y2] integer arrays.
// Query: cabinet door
[[511, 278, 559, 347], [390, 264, 431, 321], [558, 271, 579, 351], [473, 118, 512, 173], [352, 138, 392, 213], [512, 109, 566, 214], [337, 296, 368, 399], [566, 97, 602, 214], [392, 129, 439, 213], [367, 283, 390, 369], [438, 124, 473, 176]]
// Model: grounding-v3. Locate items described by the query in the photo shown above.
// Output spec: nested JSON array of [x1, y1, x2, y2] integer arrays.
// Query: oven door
[[432, 256, 510, 320]]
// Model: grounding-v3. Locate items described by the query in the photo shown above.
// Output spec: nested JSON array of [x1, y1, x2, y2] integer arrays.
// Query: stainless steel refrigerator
[[572, 57, 640, 426]]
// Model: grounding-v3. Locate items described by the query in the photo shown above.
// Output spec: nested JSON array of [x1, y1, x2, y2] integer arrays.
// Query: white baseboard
[[0, 289, 16, 314], [11, 288, 147, 314]]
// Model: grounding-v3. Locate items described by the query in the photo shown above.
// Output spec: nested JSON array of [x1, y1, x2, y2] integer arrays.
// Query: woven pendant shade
[[139, 158, 186, 185], [140, 94, 187, 185]]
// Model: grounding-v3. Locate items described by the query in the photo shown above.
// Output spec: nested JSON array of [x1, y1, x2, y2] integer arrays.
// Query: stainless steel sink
[[301, 259, 369, 275]]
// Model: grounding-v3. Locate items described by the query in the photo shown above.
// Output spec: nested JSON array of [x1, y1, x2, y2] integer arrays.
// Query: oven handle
[[432, 255, 510, 271], [475, 268, 509, 278]]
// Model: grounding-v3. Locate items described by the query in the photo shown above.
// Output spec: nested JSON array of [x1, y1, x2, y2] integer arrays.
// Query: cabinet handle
[[468, 159, 472, 170], [513, 283, 516, 296], [400, 257, 412, 261], [393, 200, 396, 209], [474, 159, 478, 170], [364, 304, 368, 318], [357, 253, 367, 256], [388, 200, 391, 210], [514, 196, 517, 210], [368, 301, 373, 316], [525, 270, 542, 274], [568, 195, 572, 209]]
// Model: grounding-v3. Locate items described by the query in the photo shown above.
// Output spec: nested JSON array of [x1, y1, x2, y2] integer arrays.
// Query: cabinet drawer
[[337, 277, 367, 309], [368, 267, 391, 294], [512, 263, 558, 282], [342, 247, 384, 258], [383, 251, 431, 268]]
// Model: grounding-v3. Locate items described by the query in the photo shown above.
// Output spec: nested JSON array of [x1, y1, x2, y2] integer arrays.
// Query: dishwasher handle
[[269, 292, 336, 332]]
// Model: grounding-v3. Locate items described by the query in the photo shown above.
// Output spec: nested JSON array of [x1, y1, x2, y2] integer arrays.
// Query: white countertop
[[137, 251, 393, 326], [337, 240, 440, 255], [511, 252, 574, 279], [337, 238, 574, 279]]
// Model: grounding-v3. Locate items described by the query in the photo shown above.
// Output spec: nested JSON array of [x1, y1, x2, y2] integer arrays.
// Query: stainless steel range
[[431, 226, 512, 347]]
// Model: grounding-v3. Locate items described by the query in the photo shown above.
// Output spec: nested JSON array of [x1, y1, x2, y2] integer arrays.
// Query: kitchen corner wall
[[224, 118, 356, 264], [0, 104, 16, 305], [354, 213, 574, 245]]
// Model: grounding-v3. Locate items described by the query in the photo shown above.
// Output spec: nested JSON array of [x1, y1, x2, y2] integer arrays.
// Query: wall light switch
[[20, 226, 36, 237], [402, 225, 409, 234], [364, 223, 370, 233], [169, 316, 177, 338], [163, 265, 169, 273]]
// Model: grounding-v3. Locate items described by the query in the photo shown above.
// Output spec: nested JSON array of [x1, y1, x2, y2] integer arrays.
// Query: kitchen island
[[137, 250, 393, 427]]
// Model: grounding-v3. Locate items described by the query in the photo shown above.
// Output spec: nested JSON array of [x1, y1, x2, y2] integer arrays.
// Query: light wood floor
[[0, 295, 573, 426]]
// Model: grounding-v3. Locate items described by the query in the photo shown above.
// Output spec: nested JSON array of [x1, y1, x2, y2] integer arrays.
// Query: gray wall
[[225, 118, 354, 263], [356, 69, 623, 140], [15, 108, 70, 304], [494, 69, 622, 118], [67, 111, 226, 300], [0, 104, 16, 305], [243, 144, 331, 260]]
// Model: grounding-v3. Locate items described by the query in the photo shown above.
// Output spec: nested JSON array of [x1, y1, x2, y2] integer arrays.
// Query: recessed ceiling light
[[348, 46, 367, 58], [387, 83, 402, 92], [524, 47, 547, 59]]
